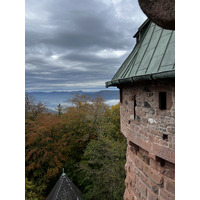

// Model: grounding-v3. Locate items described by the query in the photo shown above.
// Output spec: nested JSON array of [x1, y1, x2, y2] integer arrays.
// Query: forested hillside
[[25, 94, 126, 200]]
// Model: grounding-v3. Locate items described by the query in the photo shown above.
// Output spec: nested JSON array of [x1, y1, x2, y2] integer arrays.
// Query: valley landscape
[[26, 90, 119, 111]]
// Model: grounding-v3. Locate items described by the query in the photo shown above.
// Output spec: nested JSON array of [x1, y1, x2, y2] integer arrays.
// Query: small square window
[[134, 95, 136, 120], [159, 92, 167, 110], [163, 134, 168, 141]]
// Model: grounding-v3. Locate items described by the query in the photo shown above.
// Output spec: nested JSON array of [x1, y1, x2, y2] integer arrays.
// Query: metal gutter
[[105, 70, 175, 88]]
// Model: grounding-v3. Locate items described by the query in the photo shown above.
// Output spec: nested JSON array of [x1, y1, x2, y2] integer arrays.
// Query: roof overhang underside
[[106, 70, 175, 87]]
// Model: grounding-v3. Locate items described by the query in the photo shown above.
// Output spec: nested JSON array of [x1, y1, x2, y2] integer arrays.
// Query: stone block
[[135, 157, 143, 170], [153, 143, 175, 164], [150, 108, 155, 114], [167, 92, 173, 110], [160, 188, 175, 200], [165, 179, 175, 195], [167, 127, 175, 134], [149, 158, 157, 170], [143, 164, 163, 185], [143, 155, 150, 165], [139, 171, 162, 196], [144, 101, 151, 108], [147, 189, 159, 200], [136, 178, 147, 197], [162, 167, 175, 180], [152, 185, 159, 194]]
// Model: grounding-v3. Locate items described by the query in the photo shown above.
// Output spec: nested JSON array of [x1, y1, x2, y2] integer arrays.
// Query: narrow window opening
[[159, 92, 167, 110], [163, 134, 168, 141], [134, 95, 136, 120]]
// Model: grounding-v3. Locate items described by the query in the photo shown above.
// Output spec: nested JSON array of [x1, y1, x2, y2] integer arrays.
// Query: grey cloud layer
[[25, 0, 146, 92]]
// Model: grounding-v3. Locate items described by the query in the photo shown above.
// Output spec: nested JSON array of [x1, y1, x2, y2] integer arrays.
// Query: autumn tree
[[62, 94, 110, 156], [25, 94, 46, 121], [25, 113, 69, 197], [25, 94, 125, 199]]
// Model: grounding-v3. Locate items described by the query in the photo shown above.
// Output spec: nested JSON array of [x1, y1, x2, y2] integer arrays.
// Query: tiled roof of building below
[[106, 19, 175, 88], [46, 172, 82, 200]]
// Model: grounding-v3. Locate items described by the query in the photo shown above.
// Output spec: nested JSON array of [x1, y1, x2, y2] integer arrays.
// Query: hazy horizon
[[27, 89, 120, 110], [25, 88, 119, 93]]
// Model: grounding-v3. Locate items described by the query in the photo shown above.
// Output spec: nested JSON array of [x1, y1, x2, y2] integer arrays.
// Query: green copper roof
[[106, 19, 175, 87]]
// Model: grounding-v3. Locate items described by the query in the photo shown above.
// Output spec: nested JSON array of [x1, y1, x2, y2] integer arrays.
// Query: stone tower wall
[[120, 79, 175, 200]]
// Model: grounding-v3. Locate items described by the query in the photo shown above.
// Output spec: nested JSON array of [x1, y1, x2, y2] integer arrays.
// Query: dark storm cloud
[[25, 0, 146, 91]]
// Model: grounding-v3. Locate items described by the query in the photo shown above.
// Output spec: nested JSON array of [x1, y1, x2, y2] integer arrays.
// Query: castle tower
[[106, 19, 175, 200]]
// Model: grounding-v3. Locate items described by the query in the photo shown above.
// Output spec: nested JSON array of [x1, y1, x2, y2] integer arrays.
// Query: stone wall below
[[120, 79, 175, 200]]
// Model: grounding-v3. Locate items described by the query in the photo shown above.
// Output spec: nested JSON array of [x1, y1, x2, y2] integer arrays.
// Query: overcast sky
[[25, 0, 146, 92]]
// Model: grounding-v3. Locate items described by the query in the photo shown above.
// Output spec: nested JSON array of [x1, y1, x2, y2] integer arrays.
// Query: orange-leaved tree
[[25, 112, 70, 197]]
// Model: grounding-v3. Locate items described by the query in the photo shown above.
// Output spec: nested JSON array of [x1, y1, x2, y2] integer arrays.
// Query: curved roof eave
[[105, 70, 175, 88]]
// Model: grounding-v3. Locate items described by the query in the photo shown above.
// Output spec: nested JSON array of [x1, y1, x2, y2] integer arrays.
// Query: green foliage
[[25, 94, 126, 199], [56, 103, 63, 115], [79, 135, 126, 200], [105, 103, 124, 141], [64, 94, 109, 137], [25, 177, 46, 200]]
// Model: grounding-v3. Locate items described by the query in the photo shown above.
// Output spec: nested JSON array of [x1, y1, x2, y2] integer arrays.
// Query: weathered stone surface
[[147, 189, 159, 200], [143, 164, 163, 185], [138, 0, 175, 30], [160, 188, 175, 200], [144, 101, 151, 108], [121, 79, 175, 200], [165, 179, 175, 195], [153, 143, 175, 163]]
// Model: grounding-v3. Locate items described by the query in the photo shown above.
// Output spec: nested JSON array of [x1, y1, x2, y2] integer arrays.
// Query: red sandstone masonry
[[165, 178, 175, 195], [126, 139, 175, 199], [160, 188, 175, 200], [121, 79, 175, 200], [142, 164, 163, 185], [147, 189, 159, 200]]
